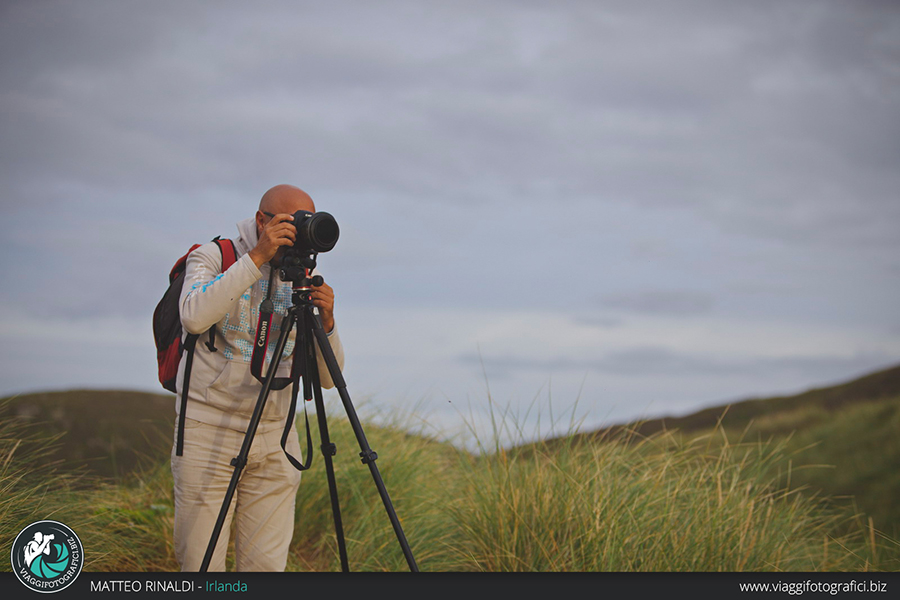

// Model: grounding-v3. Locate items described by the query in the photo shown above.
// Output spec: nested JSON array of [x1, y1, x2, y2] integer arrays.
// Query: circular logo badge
[[10, 520, 83, 593]]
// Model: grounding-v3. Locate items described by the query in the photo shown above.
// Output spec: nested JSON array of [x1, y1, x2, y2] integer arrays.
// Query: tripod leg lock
[[359, 449, 378, 465], [230, 456, 247, 469], [322, 443, 337, 456]]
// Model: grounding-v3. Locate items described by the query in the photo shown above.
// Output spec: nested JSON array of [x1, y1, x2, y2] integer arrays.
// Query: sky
[[1, 1, 898, 446]]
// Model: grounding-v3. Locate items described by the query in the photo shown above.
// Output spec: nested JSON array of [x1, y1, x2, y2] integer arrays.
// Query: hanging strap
[[252, 267, 313, 470], [250, 266, 295, 390], [175, 334, 198, 456], [205, 326, 218, 352], [280, 337, 314, 471], [176, 237, 237, 455]]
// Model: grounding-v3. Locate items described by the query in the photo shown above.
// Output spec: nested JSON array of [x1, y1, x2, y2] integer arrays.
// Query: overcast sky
[[2, 1, 898, 445]]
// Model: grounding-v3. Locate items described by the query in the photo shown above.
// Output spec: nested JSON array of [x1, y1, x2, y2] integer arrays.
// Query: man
[[172, 184, 344, 571]]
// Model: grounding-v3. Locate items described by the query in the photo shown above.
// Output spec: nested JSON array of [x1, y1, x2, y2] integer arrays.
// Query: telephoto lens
[[293, 210, 339, 253]]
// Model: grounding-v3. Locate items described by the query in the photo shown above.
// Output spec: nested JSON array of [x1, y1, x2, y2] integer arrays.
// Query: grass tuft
[[1, 394, 898, 572]]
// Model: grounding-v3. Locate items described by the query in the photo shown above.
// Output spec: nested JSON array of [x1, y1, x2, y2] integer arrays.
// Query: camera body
[[278, 210, 339, 282]]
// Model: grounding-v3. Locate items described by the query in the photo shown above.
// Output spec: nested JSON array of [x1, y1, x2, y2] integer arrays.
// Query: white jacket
[[176, 217, 345, 432]]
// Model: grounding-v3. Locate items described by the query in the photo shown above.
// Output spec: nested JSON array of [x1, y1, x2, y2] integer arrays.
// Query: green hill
[[2, 373, 899, 571], [571, 363, 900, 538], [5, 363, 900, 537], [587, 363, 900, 438], [0, 389, 175, 479]]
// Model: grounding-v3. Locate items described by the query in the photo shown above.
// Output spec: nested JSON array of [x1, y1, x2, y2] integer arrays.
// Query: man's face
[[256, 202, 316, 265]]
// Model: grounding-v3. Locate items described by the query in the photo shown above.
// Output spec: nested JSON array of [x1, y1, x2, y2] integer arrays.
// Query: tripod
[[198, 267, 418, 573]]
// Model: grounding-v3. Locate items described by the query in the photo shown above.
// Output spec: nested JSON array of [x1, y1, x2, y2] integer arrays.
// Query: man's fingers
[[268, 222, 296, 236], [312, 301, 334, 313], [309, 289, 334, 304], [266, 223, 296, 243], [264, 216, 296, 238], [274, 229, 296, 243], [267, 213, 295, 225]]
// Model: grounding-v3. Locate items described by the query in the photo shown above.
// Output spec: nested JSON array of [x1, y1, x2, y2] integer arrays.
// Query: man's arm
[[306, 273, 344, 388], [180, 213, 296, 334], [314, 322, 345, 390], [309, 278, 335, 334], [179, 244, 262, 334]]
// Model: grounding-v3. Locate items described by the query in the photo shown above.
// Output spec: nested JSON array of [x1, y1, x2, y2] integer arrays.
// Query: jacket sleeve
[[306, 265, 345, 389], [315, 324, 346, 390], [179, 243, 263, 334]]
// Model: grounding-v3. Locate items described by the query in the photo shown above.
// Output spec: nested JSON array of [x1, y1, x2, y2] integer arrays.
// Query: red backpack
[[153, 237, 236, 455]]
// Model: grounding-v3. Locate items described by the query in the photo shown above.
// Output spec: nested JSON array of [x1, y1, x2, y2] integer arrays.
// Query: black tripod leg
[[199, 308, 298, 573], [300, 310, 350, 572], [309, 310, 419, 572]]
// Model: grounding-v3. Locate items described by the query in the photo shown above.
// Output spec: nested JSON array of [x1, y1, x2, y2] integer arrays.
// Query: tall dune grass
[[0, 401, 178, 571], [0, 402, 69, 560], [2, 396, 897, 572], [450, 428, 890, 571], [287, 397, 899, 571]]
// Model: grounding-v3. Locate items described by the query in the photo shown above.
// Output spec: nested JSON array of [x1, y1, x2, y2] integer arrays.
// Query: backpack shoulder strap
[[212, 237, 237, 271], [177, 237, 238, 456], [204, 237, 237, 353], [169, 243, 202, 284], [176, 333, 199, 456]]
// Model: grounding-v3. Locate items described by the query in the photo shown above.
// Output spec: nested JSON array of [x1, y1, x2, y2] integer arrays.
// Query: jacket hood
[[234, 217, 258, 256]]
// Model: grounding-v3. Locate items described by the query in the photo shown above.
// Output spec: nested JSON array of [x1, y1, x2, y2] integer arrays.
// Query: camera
[[279, 210, 339, 282], [291, 210, 339, 254]]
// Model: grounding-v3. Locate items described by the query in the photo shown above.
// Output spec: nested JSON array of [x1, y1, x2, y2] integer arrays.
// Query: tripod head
[[278, 250, 324, 303], [278, 248, 317, 284]]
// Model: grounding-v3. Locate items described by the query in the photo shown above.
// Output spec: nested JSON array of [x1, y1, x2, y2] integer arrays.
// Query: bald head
[[254, 184, 318, 255], [256, 184, 316, 243], [259, 184, 315, 215]]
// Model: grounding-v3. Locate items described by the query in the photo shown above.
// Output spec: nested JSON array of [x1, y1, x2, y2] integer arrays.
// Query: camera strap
[[251, 266, 313, 471], [250, 266, 295, 389]]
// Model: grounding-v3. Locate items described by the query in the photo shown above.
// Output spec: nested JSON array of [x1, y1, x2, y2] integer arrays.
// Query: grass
[[634, 396, 900, 539], [1, 394, 898, 572], [0, 398, 178, 571], [453, 428, 890, 571], [764, 397, 900, 539], [567, 365, 900, 539], [440, 394, 900, 571]]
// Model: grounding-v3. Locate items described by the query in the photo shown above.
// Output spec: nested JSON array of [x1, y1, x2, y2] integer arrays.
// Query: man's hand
[[310, 279, 335, 334], [249, 213, 295, 269]]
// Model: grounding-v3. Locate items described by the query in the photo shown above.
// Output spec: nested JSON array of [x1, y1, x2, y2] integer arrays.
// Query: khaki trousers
[[171, 417, 302, 572]]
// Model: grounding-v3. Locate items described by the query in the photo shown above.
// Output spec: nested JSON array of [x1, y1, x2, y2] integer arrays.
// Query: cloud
[[571, 315, 623, 329], [459, 346, 899, 383], [1, 1, 899, 435], [1, 0, 897, 252], [597, 290, 715, 317]]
